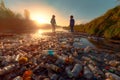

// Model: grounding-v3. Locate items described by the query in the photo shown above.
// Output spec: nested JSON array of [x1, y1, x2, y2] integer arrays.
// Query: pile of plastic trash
[[0, 32, 119, 80]]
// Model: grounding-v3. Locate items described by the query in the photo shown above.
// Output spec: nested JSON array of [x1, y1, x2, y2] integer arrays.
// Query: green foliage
[[74, 5, 120, 39], [74, 24, 85, 32], [0, 0, 24, 19], [0, 1, 37, 33]]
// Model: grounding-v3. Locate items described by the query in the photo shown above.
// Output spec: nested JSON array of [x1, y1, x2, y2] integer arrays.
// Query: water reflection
[[31, 30, 44, 40], [31, 28, 68, 40], [31, 29, 119, 53], [79, 38, 95, 48], [88, 39, 120, 52], [1, 28, 119, 53]]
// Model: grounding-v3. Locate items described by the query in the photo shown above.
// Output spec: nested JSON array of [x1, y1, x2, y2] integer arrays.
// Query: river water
[[33, 28, 120, 53], [0, 28, 120, 53]]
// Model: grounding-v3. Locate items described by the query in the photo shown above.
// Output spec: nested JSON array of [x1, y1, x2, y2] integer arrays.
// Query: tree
[[0, 0, 5, 9], [24, 9, 30, 20]]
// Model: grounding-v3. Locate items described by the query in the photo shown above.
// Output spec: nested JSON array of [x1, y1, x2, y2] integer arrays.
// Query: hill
[[74, 5, 120, 39]]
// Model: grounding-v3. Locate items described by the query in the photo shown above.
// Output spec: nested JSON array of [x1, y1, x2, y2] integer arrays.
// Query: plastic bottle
[[42, 50, 57, 56], [50, 74, 59, 80], [71, 64, 82, 77], [55, 59, 64, 67], [45, 63, 61, 72], [0, 64, 16, 75], [84, 66, 93, 79], [13, 76, 23, 80], [84, 46, 91, 53], [88, 64, 104, 79], [22, 69, 33, 80], [105, 72, 120, 80], [57, 55, 66, 63], [88, 64, 98, 74], [65, 66, 73, 78], [109, 60, 120, 67], [15, 54, 21, 62], [59, 77, 66, 80], [89, 55, 101, 62], [57, 55, 74, 64], [81, 56, 91, 61]]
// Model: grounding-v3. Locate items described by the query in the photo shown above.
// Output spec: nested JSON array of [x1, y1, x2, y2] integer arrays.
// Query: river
[[0, 28, 120, 54]]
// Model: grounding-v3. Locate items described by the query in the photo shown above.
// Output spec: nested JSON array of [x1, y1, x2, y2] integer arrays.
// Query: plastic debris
[[0, 32, 119, 80]]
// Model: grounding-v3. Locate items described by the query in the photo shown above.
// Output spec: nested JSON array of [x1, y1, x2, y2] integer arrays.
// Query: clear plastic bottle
[[45, 63, 61, 72], [57, 55, 66, 63], [84, 66, 93, 79], [88, 64, 104, 79], [71, 64, 82, 77], [88, 64, 98, 74], [65, 66, 73, 78], [50, 74, 59, 80], [15, 54, 21, 62], [0, 64, 15, 75]]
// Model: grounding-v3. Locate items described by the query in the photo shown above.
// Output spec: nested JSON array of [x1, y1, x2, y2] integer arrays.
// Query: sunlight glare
[[31, 30, 44, 40], [31, 29, 52, 40], [38, 30, 44, 34], [31, 14, 49, 24]]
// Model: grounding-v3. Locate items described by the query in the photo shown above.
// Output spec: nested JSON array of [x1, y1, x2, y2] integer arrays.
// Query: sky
[[4, 0, 118, 26]]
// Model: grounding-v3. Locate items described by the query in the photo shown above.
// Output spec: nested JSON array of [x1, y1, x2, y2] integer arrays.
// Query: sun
[[37, 18, 46, 24], [35, 17, 48, 24], [31, 15, 49, 24]]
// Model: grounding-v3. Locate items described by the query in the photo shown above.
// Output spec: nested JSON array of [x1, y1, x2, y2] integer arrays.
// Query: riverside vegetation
[[0, 0, 38, 33], [64, 5, 120, 40]]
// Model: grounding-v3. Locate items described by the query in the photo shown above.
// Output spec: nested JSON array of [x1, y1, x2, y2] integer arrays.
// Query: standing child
[[50, 15, 56, 33], [69, 15, 75, 32]]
